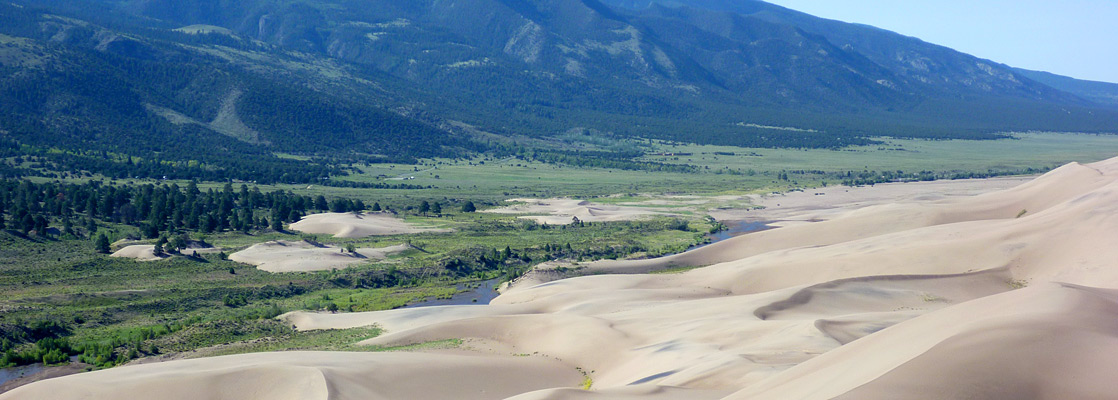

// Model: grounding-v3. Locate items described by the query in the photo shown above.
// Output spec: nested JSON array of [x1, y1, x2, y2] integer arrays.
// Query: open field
[[328, 132, 1118, 200], [640, 132, 1118, 175], [16, 133, 1118, 209]]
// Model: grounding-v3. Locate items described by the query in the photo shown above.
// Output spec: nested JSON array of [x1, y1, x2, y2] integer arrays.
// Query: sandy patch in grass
[[110, 242, 222, 262], [229, 240, 409, 272], [483, 198, 672, 225], [289, 212, 451, 238]]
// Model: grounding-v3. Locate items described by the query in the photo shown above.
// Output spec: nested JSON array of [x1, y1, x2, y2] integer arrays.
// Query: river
[[402, 278, 502, 308]]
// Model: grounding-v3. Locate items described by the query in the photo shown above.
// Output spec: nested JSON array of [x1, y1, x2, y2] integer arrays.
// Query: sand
[[288, 212, 451, 238], [0, 351, 582, 400], [483, 198, 671, 225], [110, 245, 166, 261], [229, 240, 409, 272], [110, 242, 223, 262], [14, 156, 1118, 400]]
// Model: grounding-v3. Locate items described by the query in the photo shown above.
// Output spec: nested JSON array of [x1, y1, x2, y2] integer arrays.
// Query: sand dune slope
[[289, 212, 450, 238], [0, 352, 582, 400], [229, 240, 409, 272], [110, 244, 165, 261], [111, 242, 223, 261], [733, 283, 1118, 400], [14, 156, 1118, 400], [576, 159, 1118, 278]]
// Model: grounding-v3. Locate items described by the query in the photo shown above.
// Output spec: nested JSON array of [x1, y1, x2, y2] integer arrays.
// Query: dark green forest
[[0, 179, 370, 241]]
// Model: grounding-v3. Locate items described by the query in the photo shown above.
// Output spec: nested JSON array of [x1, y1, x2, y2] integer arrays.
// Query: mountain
[[2, 0, 1117, 182], [1012, 68, 1118, 107]]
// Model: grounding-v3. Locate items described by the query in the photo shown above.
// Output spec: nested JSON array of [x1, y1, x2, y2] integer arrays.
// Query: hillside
[[1013, 67, 1118, 107], [2, 0, 1118, 183]]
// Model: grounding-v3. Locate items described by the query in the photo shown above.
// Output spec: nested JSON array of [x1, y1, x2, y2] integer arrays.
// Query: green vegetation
[[317, 132, 1118, 202], [649, 265, 705, 275], [0, 176, 714, 371], [577, 366, 594, 390]]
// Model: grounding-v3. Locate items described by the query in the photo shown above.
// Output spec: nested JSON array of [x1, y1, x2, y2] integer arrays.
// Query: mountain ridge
[[2, 0, 1116, 182]]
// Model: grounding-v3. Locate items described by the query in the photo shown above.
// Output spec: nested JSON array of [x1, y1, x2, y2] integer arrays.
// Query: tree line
[[0, 179, 377, 244]]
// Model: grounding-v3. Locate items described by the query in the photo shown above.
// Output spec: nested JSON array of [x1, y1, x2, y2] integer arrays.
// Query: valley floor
[[11, 156, 1118, 399]]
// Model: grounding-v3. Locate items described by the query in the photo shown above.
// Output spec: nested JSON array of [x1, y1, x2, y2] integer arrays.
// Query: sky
[[763, 0, 1118, 83]]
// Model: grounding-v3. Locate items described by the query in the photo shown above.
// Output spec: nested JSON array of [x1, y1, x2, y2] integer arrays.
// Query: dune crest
[[288, 212, 451, 238], [14, 156, 1118, 399]]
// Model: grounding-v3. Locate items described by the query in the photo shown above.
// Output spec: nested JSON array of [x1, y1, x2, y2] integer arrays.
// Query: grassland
[[222, 131, 1118, 204], [639, 132, 1118, 177], [19, 132, 1118, 207]]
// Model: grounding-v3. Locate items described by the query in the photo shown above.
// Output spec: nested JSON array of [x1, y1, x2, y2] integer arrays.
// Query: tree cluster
[[0, 179, 372, 242]]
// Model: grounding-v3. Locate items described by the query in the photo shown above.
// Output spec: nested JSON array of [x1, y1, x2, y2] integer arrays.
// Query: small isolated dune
[[484, 198, 670, 224], [110, 245, 164, 261], [110, 242, 222, 261], [18, 155, 1118, 400], [229, 240, 409, 272], [289, 212, 451, 238]]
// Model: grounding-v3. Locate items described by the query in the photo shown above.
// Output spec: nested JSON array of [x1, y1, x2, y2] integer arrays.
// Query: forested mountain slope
[[2, 0, 1116, 182]]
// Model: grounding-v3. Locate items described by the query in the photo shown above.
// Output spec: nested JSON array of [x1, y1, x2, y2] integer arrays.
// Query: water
[[401, 221, 772, 309], [688, 220, 773, 251], [403, 278, 502, 308], [0, 364, 47, 387]]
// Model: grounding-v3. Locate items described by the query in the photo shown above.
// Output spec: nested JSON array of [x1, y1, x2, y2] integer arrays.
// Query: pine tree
[[169, 234, 188, 253], [418, 201, 430, 216], [461, 201, 476, 212], [431, 202, 441, 215], [371, 202, 381, 212], [95, 233, 111, 254], [270, 214, 283, 231], [153, 235, 167, 256], [20, 214, 34, 235]]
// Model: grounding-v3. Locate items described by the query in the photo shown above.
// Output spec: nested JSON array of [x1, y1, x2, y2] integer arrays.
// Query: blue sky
[[764, 0, 1118, 83]]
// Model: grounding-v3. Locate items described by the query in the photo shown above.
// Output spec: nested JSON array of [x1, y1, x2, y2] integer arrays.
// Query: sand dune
[[110, 244, 166, 261], [732, 283, 1118, 400], [16, 156, 1118, 399], [484, 198, 670, 225], [288, 212, 451, 238], [0, 351, 582, 400], [571, 160, 1117, 278], [229, 240, 409, 272], [110, 242, 223, 261]]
